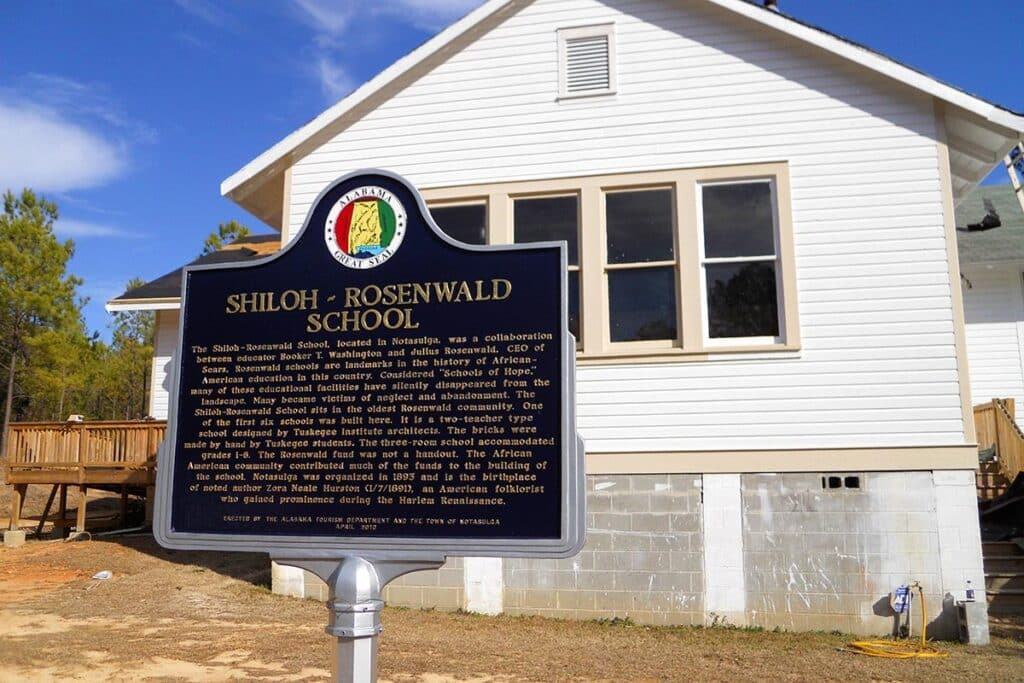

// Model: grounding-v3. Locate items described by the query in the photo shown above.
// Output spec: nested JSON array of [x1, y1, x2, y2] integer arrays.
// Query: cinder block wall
[[272, 469, 986, 640], [503, 474, 705, 625], [383, 557, 465, 611], [741, 472, 956, 636]]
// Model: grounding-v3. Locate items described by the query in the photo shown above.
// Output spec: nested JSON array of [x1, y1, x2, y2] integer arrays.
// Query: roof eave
[[105, 297, 182, 313]]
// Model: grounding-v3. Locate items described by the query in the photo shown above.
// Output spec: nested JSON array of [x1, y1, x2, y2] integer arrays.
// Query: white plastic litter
[[91, 570, 113, 580]]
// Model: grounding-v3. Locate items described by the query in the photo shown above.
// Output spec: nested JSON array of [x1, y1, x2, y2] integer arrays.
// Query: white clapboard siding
[[288, 0, 964, 451], [149, 310, 179, 420], [962, 265, 1024, 408]]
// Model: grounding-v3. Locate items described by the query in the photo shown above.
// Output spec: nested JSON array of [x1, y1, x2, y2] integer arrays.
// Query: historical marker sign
[[154, 170, 584, 558]]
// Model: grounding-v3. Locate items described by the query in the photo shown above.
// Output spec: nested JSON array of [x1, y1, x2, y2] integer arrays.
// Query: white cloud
[[289, 0, 485, 103], [292, 0, 481, 34], [0, 73, 153, 195], [22, 73, 158, 144], [0, 100, 127, 194], [317, 57, 357, 102], [378, 0, 483, 31], [172, 0, 240, 30], [54, 219, 136, 239], [292, 0, 354, 39]]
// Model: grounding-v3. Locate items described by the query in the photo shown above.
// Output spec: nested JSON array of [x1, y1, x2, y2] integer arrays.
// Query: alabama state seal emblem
[[324, 185, 407, 269]]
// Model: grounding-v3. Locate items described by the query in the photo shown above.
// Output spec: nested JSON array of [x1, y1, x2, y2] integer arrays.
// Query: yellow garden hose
[[846, 583, 948, 659]]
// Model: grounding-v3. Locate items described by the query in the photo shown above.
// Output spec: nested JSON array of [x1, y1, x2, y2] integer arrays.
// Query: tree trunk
[[58, 377, 66, 421], [1, 350, 17, 462], [141, 361, 149, 418]]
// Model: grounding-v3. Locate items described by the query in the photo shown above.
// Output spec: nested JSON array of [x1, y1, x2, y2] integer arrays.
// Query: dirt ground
[[3, 482, 1024, 682]]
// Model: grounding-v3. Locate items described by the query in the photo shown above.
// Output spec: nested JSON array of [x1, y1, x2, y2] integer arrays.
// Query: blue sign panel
[[155, 170, 583, 557]]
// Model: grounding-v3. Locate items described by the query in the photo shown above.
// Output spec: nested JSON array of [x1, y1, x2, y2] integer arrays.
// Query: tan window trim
[[422, 162, 801, 363]]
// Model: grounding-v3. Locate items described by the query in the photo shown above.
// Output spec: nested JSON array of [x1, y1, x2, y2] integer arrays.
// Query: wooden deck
[[4, 421, 166, 535]]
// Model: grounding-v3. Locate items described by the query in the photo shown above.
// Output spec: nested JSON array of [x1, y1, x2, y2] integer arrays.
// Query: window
[[513, 195, 581, 341], [699, 182, 781, 343], [430, 202, 487, 245], [605, 189, 677, 342], [420, 163, 797, 362], [557, 24, 616, 99]]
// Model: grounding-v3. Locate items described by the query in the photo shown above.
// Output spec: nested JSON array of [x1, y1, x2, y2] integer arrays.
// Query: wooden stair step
[[986, 574, 1024, 591], [983, 542, 1024, 556], [987, 589, 1024, 615], [984, 557, 1024, 573]]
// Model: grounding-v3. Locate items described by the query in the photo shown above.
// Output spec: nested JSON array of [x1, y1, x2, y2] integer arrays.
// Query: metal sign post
[[154, 170, 585, 682], [274, 555, 442, 682]]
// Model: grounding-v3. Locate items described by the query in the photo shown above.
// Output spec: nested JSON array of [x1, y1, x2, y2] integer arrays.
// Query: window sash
[[602, 185, 680, 348], [697, 179, 784, 346]]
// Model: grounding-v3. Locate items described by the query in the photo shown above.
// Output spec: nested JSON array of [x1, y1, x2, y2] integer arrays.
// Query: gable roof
[[222, 0, 1024, 226], [105, 234, 281, 311], [956, 185, 1024, 266]]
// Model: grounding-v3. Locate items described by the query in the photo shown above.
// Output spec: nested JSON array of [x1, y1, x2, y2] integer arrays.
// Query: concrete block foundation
[[272, 470, 988, 639]]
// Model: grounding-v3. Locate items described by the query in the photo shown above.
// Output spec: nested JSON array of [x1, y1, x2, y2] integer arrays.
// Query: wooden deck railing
[[5, 420, 167, 534], [975, 399, 1024, 483], [5, 421, 166, 480]]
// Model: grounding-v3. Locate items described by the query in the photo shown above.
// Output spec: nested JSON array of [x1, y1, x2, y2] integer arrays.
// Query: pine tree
[[0, 189, 82, 454], [201, 220, 250, 255]]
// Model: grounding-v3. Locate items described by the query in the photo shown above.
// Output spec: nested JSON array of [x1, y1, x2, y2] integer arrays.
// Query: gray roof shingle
[[956, 185, 1024, 265], [110, 234, 281, 302]]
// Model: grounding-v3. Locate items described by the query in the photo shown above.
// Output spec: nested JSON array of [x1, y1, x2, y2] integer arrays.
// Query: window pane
[[706, 262, 779, 338], [568, 270, 580, 341], [606, 189, 675, 264], [608, 268, 677, 342], [702, 183, 775, 258], [431, 204, 486, 245], [514, 196, 579, 265]]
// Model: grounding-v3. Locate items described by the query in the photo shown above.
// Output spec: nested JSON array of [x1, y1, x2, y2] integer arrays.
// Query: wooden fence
[[975, 399, 1024, 484]]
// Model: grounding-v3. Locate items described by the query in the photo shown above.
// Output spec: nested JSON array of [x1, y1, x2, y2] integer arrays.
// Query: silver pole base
[[274, 554, 444, 683]]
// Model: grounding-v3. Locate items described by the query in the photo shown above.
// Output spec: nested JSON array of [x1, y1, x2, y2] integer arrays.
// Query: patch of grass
[[700, 612, 765, 632]]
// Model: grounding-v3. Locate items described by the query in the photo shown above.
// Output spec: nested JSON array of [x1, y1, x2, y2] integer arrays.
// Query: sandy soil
[[4, 477, 1024, 682], [1, 533, 1024, 683]]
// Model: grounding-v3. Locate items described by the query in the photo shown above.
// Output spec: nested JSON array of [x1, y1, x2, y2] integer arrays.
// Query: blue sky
[[1, 0, 1022, 338]]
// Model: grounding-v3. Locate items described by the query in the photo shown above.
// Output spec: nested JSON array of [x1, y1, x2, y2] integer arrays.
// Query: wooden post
[[120, 485, 129, 528], [77, 423, 87, 487], [995, 400, 1004, 463], [76, 485, 88, 534], [9, 484, 27, 531], [58, 485, 68, 538], [145, 486, 155, 525], [35, 485, 58, 538]]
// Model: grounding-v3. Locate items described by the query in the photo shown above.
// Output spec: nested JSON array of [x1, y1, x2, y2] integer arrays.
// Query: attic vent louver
[[558, 24, 616, 99], [565, 35, 609, 92]]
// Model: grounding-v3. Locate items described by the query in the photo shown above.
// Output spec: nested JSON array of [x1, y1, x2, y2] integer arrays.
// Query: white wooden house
[[110, 0, 1024, 636]]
